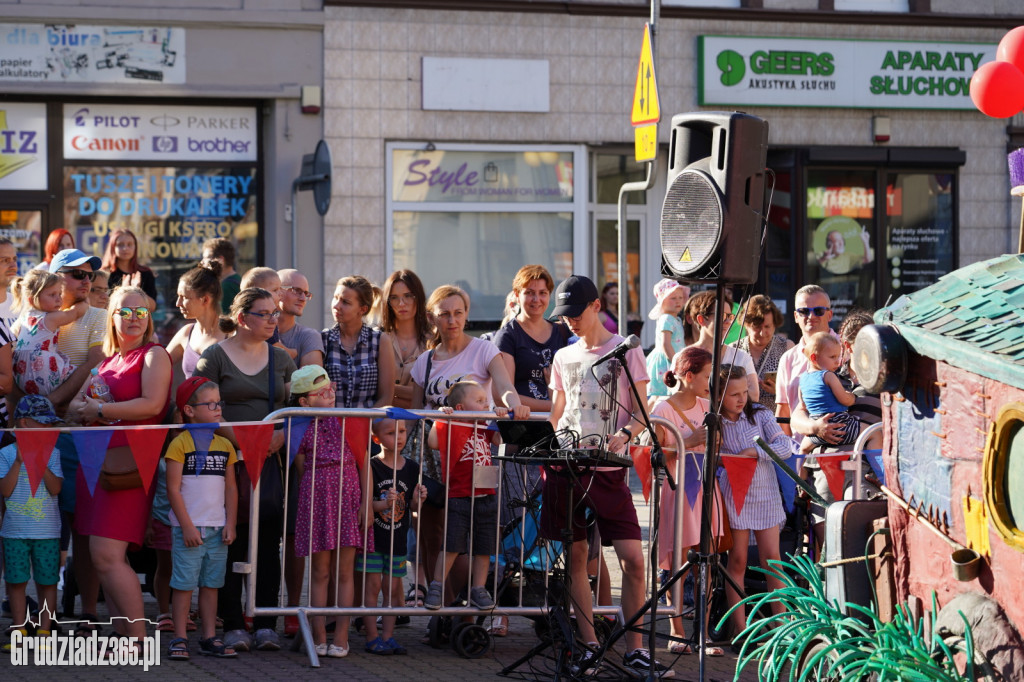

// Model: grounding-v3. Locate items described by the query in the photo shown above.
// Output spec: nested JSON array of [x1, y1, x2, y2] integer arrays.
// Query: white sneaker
[[326, 643, 349, 658]]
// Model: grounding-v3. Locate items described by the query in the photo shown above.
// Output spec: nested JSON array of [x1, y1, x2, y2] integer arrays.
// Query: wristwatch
[[619, 426, 633, 439], [98, 402, 105, 420]]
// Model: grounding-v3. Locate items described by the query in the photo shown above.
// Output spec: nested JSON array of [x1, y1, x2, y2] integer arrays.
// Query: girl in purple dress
[[291, 365, 370, 658]]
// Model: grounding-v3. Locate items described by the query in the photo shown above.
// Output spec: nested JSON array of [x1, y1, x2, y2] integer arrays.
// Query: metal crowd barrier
[[235, 408, 690, 667]]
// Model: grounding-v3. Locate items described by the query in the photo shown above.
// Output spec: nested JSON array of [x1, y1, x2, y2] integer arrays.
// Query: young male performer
[[543, 275, 674, 678]]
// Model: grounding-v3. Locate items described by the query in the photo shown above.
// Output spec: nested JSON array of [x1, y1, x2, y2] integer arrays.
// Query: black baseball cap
[[550, 275, 599, 318]]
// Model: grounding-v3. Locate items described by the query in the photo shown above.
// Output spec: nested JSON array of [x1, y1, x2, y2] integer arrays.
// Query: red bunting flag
[[14, 430, 59, 496], [721, 454, 758, 516], [124, 427, 169, 495], [817, 452, 850, 503], [629, 445, 653, 502], [339, 417, 371, 472], [234, 423, 275, 490]]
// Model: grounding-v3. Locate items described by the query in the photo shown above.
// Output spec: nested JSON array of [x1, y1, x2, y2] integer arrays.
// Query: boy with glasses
[[165, 376, 239, 660]]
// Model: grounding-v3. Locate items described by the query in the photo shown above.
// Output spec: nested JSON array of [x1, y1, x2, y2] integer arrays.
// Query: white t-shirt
[[411, 336, 500, 409], [549, 334, 649, 449], [0, 297, 14, 330]]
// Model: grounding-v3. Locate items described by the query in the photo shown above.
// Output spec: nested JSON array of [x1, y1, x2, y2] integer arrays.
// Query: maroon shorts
[[148, 518, 173, 552], [540, 468, 641, 543]]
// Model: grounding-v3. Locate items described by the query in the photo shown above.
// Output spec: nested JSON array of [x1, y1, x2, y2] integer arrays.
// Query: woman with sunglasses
[[71, 286, 172, 642], [101, 229, 158, 304], [193, 287, 297, 653], [322, 275, 395, 409]]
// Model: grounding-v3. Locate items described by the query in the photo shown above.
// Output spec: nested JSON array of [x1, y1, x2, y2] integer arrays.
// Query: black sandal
[[73, 614, 101, 637], [168, 637, 190, 661], [199, 636, 238, 658], [405, 583, 428, 606]]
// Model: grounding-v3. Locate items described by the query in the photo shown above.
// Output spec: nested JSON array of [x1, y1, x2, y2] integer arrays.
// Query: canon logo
[[70, 135, 141, 152]]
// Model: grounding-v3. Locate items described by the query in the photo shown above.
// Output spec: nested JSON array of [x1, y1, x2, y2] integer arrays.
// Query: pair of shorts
[[807, 412, 861, 447], [148, 518, 173, 552], [445, 495, 497, 556], [540, 468, 641, 543], [3, 537, 60, 585], [359, 552, 408, 577], [170, 526, 228, 591]]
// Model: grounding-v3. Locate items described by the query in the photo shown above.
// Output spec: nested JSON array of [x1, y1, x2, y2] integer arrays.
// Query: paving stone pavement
[[0, 473, 764, 680]]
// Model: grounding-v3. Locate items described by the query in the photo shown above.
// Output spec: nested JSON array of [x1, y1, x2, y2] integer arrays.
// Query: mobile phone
[[764, 371, 777, 383]]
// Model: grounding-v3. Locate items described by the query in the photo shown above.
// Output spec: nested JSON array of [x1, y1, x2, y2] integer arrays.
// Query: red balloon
[[997, 26, 1024, 73], [970, 60, 1024, 118]]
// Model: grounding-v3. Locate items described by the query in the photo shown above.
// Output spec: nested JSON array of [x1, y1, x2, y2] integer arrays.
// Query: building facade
[[0, 0, 325, 333], [323, 0, 1024, 339]]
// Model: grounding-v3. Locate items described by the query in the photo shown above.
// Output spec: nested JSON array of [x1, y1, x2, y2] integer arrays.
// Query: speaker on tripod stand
[[660, 111, 769, 286]]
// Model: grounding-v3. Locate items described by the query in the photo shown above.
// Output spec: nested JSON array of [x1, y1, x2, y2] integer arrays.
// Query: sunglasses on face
[[246, 309, 282, 320], [283, 286, 313, 299], [189, 400, 225, 411], [309, 383, 337, 399], [115, 307, 151, 319], [63, 269, 96, 282], [796, 306, 830, 318]]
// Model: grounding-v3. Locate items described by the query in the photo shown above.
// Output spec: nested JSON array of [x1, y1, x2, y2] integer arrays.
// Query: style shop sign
[[699, 36, 997, 109], [62, 103, 256, 162]]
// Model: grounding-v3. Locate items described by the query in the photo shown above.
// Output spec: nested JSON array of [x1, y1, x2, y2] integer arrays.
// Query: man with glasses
[[47, 248, 106, 635], [275, 269, 324, 637], [276, 269, 324, 369]]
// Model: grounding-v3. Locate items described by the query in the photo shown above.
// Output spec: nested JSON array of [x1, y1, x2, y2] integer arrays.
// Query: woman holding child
[[71, 285, 172, 640]]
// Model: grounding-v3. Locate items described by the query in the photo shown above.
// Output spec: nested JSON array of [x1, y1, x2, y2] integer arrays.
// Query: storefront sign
[[0, 24, 185, 84], [699, 36, 995, 109], [392, 149, 573, 203], [0, 102, 46, 190], [63, 104, 257, 161]]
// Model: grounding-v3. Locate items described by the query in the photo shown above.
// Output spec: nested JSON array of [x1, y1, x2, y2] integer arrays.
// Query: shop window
[[388, 145, 582, 326], [806, 169, 878, 321], [985, 403, 1024, 552], [593, 154, 646, 205], [0, 209, 42, 273], [392, 210, 573, 321], [884, 172, 954, 300], [63, 166, 258, 338]]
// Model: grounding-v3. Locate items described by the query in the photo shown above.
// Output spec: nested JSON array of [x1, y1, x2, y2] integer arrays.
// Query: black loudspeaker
[[660, 111, 769, 284]]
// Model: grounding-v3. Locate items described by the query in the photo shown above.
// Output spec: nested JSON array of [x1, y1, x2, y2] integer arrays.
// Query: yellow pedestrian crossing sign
[[631, 24, 660, 126]]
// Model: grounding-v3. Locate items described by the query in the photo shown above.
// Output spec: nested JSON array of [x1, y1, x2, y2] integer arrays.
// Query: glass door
[[0, 207, 45, 273], [594, 217, 643, 337]]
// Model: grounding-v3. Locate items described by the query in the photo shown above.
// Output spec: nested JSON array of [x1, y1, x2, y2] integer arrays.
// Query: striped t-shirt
[[58, 305, 107, 366]]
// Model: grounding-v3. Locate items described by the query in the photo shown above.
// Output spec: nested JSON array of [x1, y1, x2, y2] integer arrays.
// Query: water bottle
[[89, 368, 119, 423], [89, 367, 112, 401]]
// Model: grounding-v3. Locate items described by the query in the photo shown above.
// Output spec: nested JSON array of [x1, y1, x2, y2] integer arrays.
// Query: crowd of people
[[0, 232, 881, 674]]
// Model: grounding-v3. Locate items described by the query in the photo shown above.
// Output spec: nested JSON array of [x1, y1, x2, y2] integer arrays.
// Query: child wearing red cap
[[165, 377, 239, 660]]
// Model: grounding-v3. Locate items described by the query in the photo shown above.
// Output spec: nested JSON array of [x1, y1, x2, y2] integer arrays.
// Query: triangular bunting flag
[[775, 453, 806, 514], [71, 429, 114, 496], [385, 406, 423, 421], [286, 417, 313, 466], [234, 423, 275, 490], [14, 429, 60, 496], [124, 427, 170, 495], [629, 445, 653, 502], [683, 452, 704, 510], [721, 455, 758, 516], [818, 452, 850, 503], [864, 449, 885, 485], [184, 424, 217, 477], [340, 416, 372, 472]]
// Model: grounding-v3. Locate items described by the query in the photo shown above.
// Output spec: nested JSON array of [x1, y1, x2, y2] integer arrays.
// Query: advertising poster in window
[[64, 166, 258, 340], [805, 170, 876, 322], [885, 173, 954, 296], [0, 102, 47, 190]]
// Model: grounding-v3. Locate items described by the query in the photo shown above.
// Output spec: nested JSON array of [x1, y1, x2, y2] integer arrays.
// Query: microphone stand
[[585, 345, 676, 681]]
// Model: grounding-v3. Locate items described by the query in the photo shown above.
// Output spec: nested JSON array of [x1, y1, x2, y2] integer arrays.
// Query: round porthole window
[[985, 403, 1024, 551]]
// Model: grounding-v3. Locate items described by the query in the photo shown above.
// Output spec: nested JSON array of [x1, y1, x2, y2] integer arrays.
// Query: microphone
[[593, 334, 641, 366]]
